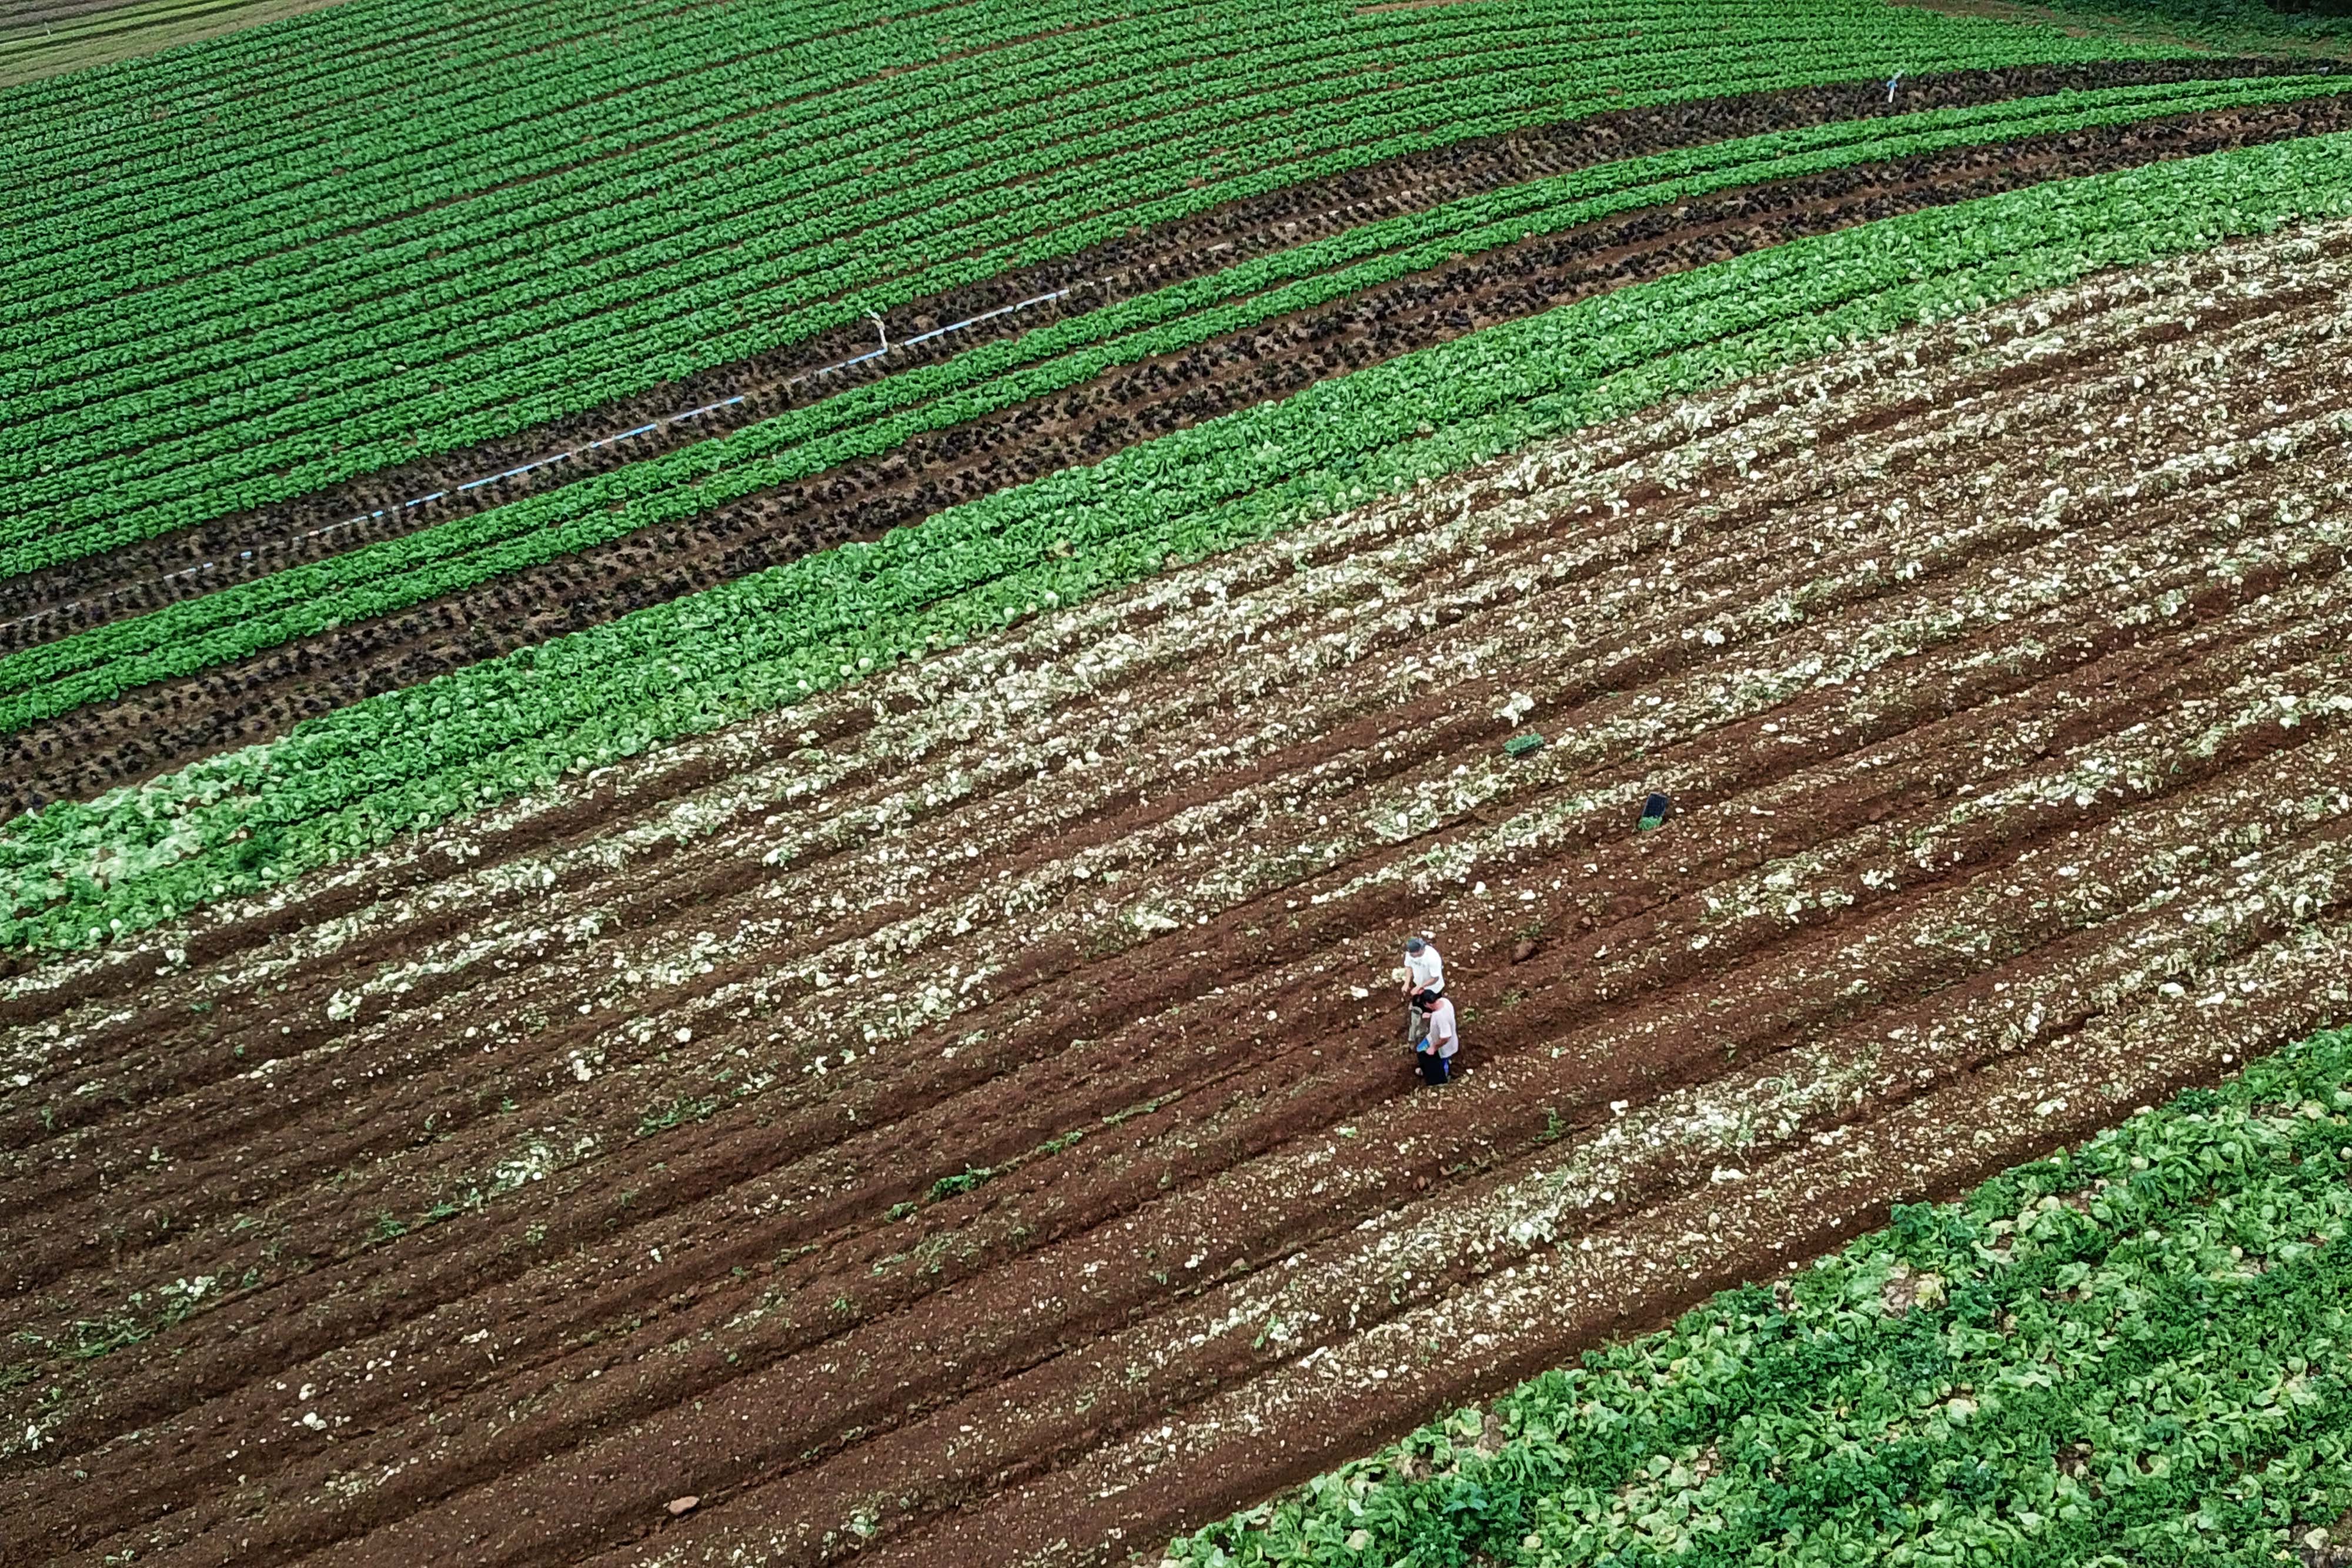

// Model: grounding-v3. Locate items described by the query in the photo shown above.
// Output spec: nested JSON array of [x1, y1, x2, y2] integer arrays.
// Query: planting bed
[[5, 222, 2350, 1566], [1175, 1024, 2352, 1563]]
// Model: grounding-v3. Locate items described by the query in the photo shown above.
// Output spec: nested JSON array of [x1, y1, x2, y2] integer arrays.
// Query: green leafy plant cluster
[[927, 1166, 997, 1202], [2037, 0, 2352, 47], [11, 128, 2352, 952], [0, 0, 681, 160], [11, 71, 2340, 715], [1170, 1024, 2352, 1567], [0, 0, 2169, 547]]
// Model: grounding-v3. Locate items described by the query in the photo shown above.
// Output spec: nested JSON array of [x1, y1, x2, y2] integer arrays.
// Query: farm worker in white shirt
[[1401, 934, 1444, 1047], [1417, 993, 1459, 1086]]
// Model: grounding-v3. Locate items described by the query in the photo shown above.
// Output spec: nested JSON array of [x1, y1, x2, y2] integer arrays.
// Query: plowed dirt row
[[13, 86, 2352, 815], [5, 225, 2351, 1567]]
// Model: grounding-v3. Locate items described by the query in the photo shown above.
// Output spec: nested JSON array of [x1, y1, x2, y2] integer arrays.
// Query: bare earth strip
[[5, 222, 2352, 1567]]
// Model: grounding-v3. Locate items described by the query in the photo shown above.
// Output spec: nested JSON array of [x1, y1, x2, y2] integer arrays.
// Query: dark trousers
[[1406, 987, 1444, 1047], [1416, 1048, 1452, 1086]]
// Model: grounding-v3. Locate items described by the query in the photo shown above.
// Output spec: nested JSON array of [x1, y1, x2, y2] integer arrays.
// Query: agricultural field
[[6, 0, 2352, 1564]]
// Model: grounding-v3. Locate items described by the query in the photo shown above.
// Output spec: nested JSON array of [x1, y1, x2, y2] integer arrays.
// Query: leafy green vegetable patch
[[3, 0, 2175, 547], [1171, 1025, 2352, 1567]]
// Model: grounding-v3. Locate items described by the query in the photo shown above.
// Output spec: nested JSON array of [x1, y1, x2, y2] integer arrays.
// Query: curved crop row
[[2, 0, 2140, 290], [0, 0, 926, 259], [6, 75, 2344, 720], [0, 54, 2246, 559], [0, 26, 2064, 517], [0, 1, 2165, 542], [6, 129, 2352, 955], [2, 0, 1122, 317], [0, 30, 1795, 487], [18, 53, 2268, 419], [4, 252, 2339, 1559], [0, 0, 522, 126], [4, 6, 1558, 390], [0, 0, 704, 198]]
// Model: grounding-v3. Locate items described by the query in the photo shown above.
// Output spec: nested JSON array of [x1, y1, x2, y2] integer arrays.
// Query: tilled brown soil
[[11, 84, 2352, 820], [3, 225, 2350, 1567]]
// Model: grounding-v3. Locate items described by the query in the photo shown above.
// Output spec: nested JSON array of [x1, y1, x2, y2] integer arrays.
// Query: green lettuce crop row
[[9, 131, 2352, 953], [0, 0, 536, 103], [12, 35, 2247, 431], [6, 14, 1598, 434], [1, 0, 2133, 347], [0, 36, 1764, 527], [0, 0, 2167, 543], [0, 0, 639, 141], [1168, 1023, 2352, 1566], [4, 25, 2101, 542], [0, 0, 585, 172], [2030, 0, 2352, 48], [9, 71, 2346, 725], [5, 0, 1132, 336], [0, 0, 926, 272], [0, 8, 1779, 377]]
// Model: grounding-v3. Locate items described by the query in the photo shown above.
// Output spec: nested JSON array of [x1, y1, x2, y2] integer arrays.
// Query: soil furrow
[[9, 255, 2343, 1241], [841, 919, 2352, 1568], [8, 367, 2340, 1298], [2, 223, 2325, 1008], [15, 243, 2291, 1113], [6, 225, 2352, 1565], [117, 724, 2352, 1568], [9, 245, 2343, 1335], [18, 517, 2352, 1561], [44, 688, 2352, 1561], [338, 777, 2352, 1568]]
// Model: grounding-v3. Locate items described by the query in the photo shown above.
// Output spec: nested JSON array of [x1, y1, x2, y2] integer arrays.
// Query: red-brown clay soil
[[5, 224, 2352, 1567], [11, 78, 2350, 817]]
